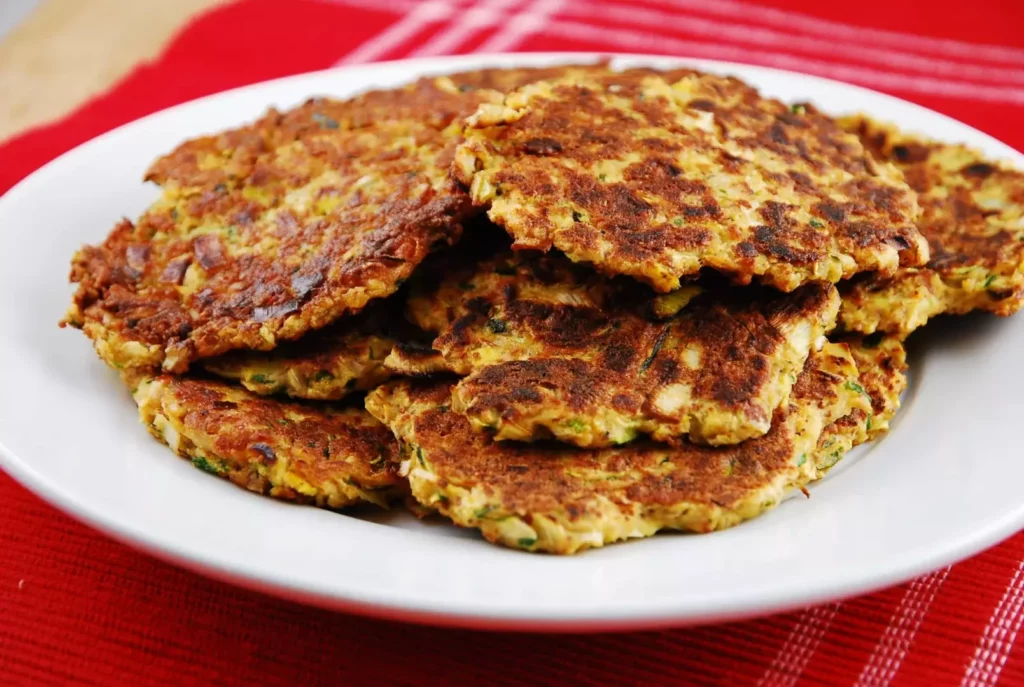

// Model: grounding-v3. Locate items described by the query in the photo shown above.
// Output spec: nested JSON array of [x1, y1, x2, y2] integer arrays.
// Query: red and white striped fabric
[[1, 1, 1022, 684]]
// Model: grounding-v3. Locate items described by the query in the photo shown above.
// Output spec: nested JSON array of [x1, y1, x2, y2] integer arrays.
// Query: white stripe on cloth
[[323, 0, 1024, 69], [474, 0, 565, 53], [643, 0, 1024, 65], [855, 567, 951, 687], [960, 560, 1024, 687], [335, 0, 455, 65], [323, 0, 1024, 95], [758, 604, 841, 687], [561, 2, 1024, 85], [539, 19, 1024, 104], [410, 0, 522, 57]]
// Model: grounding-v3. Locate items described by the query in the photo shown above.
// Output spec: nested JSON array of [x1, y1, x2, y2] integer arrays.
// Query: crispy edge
[[447, 282, 841, 448], [366, 343, 866, 554], [203, 321, 397, 400], [811, 334, 907, 476], [836, 114, 1024, 335], [453, 74, 927, 293], [383, 341, 452, 376], [65, 80, 487, 375], [134, 376, 404, 509]]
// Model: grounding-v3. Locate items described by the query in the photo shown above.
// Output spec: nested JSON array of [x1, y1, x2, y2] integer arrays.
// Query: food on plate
[[837, 115, 1024, 336], [62, 61, 1024, 555], [365, 343, 869, 554], [133, 375, 403, 508], [811, 333, 907, 476], [203, 299, 427, 400], [63, 77, 494, 374], [143, 65, 614, 190], [845, 333, 907, 438], [446, 63, 615, 94], [403, 245, 840, 447], [452, 71, 928, 293], [383, 340, 452, 377]]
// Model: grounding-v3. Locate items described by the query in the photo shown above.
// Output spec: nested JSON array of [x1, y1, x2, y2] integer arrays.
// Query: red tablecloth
[[2, 1, 1024, 684]]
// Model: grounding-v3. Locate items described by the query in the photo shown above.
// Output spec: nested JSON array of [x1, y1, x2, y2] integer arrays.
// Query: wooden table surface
[[0, 0, 224, 142]]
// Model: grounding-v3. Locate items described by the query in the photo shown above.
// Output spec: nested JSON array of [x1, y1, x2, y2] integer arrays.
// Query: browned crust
[[64, 78, 497, 373], [812, 333, 907, 474], [845, 333, 908, 433], [837, 115, 1024, 335], [202, 299, 428, 400], [445, 63, 614, 94], [145, 66, 615, 189], [365, 343, 863, 553], [406, 245, 839, 447], [144, 76, 500, 188], [135, 376, 404, 508], [383, 341, 452, 377], [454, 72, 927, 293]]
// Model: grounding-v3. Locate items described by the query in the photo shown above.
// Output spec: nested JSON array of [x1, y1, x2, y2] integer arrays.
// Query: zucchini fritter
[[144, 66, 614, 189], [366, 343, 868, 554], [65, 77, 499, 374], [134, 376, 403, 508], [847, 333, 907, 438], [812, 334, 907, 475], [402, 249, 840, 447], [203, 321, 394, 401], [446, 63, 614, 94], [838, 116, 1024, 336], [453, 72, 928, 293], [202, 300, 426, 400], [383, 341, 451, 377]]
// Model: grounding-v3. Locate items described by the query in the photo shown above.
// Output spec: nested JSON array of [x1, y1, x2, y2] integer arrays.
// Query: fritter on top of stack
[[63, 62, 1024, 554]]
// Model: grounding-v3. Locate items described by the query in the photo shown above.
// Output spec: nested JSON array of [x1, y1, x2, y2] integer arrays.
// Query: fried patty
[[144, 67, 613, 190], [383, 340, 451, 377], [64, 77, 499, 374], [847, 333, 907, 437], [202, 299, 424, 400], [446, 63, 613, 94], [145, 77, 500, 189], [401, 247, 839, 447], [134, 375, 403, 508], [366, 342, 868, 554], [453, 72, 928, 293], [812, 333, 907, 475], [837, 116, 1024, 336]]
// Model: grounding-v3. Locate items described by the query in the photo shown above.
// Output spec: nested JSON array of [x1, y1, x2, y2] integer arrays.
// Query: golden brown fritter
[[144, 76, 501, 189], [366, 343, 868, 554], [445, 63, 613, 94], [838, 115, 1024, 336], [202, 300, 424, 400], [453, 72, 928, 293], [143, 66, 614, 190], [847, 333, 907, 438], [812, 333, 907, 475], [382, 341, 451, 377], [64, 78, 499, 374], [402, 248, 840, 448], [134, 376, 404, 508]]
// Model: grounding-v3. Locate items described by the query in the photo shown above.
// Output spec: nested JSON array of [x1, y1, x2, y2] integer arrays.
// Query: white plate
[[2, 53, 1023, 632]]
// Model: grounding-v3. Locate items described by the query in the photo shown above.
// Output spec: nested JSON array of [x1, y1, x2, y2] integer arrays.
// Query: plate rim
[[2, 51, 1023, 632]]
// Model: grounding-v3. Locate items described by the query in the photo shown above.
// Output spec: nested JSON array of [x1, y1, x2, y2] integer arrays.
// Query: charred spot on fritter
[[837, 115, 1024, 336]]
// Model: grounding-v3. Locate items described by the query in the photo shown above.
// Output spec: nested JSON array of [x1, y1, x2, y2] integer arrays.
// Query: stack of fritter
[[63, 63, 1024, 554]]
